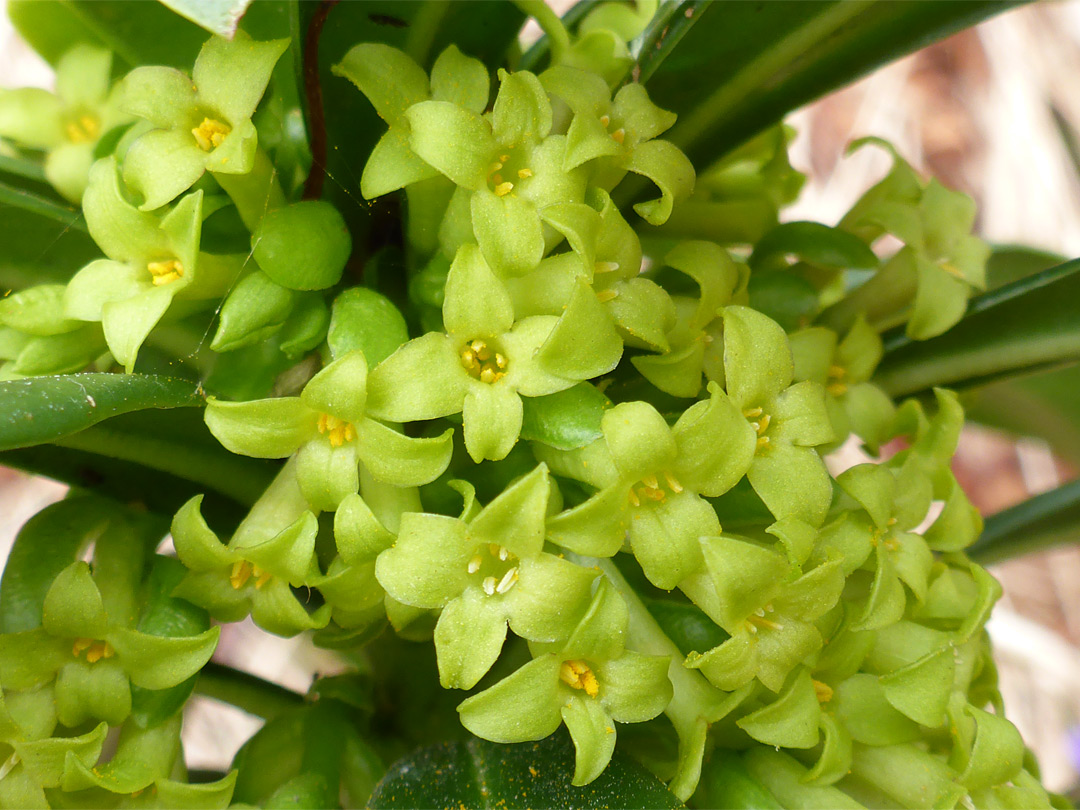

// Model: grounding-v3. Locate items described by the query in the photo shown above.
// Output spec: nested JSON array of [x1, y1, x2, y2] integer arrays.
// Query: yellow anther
[[745, 606, 784, 634], [495, 567, 519, 594], [594, 261, 620, 274], [468, 555, 483, 574], [812, 679, 834, 704], [480, 367, 497, 383], [560, 659, 599, 697], [253, 565, 272, 589], [828, 365, 846, 380], [826, 382, 848, 397], [755, 413, 771, 434], [627, 488, 641, 507], [147, 259, 184, 286], [756, 435, 770, 450], [192, 117, 231, 151], [941, 261, 965, 280], [517, 168, 533, 179], [494, 181, 514, 197], [463, 339, 507, 383], [461, 348, 478, 368], [887, 517, 897, 526], [611, 128, 625, 144], [499, 154, 510, 163], [663, 471, 683, 493], [498, 546, 510, 561], [743, 407, 763, 418], [489, 544, 501, 557], [482, 576, 497, 596], [317, 413, 355, 447], [641, 486, 666, 502], [599, 115, 611, 128], [495, 353, 508, 370], [230, 560, 254, 590], [66, 114, 100, 143], [642, 474, 659, 490], [73, 638, 114, 663], [596, 289, 618, 303], [490, 161, 504, 173]]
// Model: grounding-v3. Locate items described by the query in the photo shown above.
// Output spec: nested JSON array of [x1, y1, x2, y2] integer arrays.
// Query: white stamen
[[0, 752, 19, 781], [495, 568, 519, 594], [482, 576, 497, 596], [468, 555, 482, 574], [498, 546, 509, 561]]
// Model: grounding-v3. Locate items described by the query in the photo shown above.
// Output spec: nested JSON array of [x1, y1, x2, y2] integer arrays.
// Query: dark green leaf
[[368, 730, 683, 809], [0, 204, 102, 291], [0, 373, 203, 451], [985, 244, 1066, 290], [625, 0, 1023, 183], [0, 495, 115, 633], [0, 181, 87, 233], [9, 0, 207, 69], [521, 383, 611, 451], [646, 597, 729, 657], [747, 272, 819, 332], [749, 221, 878, 272], [698, 750, 783, 810], [968, 480, 1080, 565], [157, 0, 253, 37], [874, 258, 1080, 398], [0, 154, 48, 185]]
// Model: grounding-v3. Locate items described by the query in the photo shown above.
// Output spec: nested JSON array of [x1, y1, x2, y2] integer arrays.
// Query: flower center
[[598, 114, 626, 145], [147, 259, 184, 286], [192, 117, 231, 151], [467, 543, 520, 596], [870, 517, 899, 549], [743, 603, 783, 635], [487, 151, 533, 198], [627, 471, 683, 507], [230, 560, 272, 590], [317, 413, 356, 447], [560, 659, 599, 697], [826, 364, 848, 397], [743, 407, 772, 452], [65, 114, 100, 144], [460, 339, 508, 383], [71, 637, 114, 663], [812, 679, 834, 703]]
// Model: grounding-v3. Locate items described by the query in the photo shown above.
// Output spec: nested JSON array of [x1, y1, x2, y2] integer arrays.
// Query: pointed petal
[[43, 562, 107, 640], [594, 651, 672, 723], [356, 419, 453, 487], [171, 495, 235, 571], [430, 44, 489, 114], [472, 189, 545, 277], [463, 384, 523, 462], [121, 66, 197, 128], [375, 513, 472, 609], [108, 626, 219, 690], [626, 139, 694, 225], [537, 279, 623, 381], [295, 439, 360, 512], [406, 100, 493, 190], [193, 34, 288, 124], [457, 655, 563, 743], [443, 243, 514, 337], [470, 464, 549, 557], [562, 697, 616, 786], [748, 444, 832, 527], [434, 589, 508, 689], [333, 43, 429, 126], [122, 128, 208, 211], [204, 396, 315, 458], [722, 305, 793, 408], [673, 382, 757, 497], [366, 332, 470, 421], [301, 349, 368, 424]]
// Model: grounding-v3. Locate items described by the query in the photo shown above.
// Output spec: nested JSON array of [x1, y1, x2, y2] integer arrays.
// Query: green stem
[[195, 661, 304, 719], [513, 0, 571, 62], [968, 479, 1080, 565], [581, 555, 745, 802], [54, 426, 272, 506], [212, 148, 286, 232], [404, 0, 449, 66]]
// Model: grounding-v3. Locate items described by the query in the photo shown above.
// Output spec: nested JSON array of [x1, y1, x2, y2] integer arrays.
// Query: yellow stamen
[[489, 544, 501, 557], [461, 348, 478, 368], [517, 168, 533, 179], [468, 555, 482, 574], [494, 181, 514, 197], [941, 261, 965, 279], [253, 565, 272, 589], [828, 365, 846, 380], [230, 560, 253, 590], [594, 261, 620, 274], [611, 128, 625, 144], [627, 488, 641, 507], [66, 114, 100, 143], [826, 382, 848, 397], [72, 638, 114, 663], [317, 413, 355, 447], [147, 259, 184, 286], [745, 605, 784, 634], [491, 173, 504, 185], [495, 568, 519, 594], [495, 353, 508, 369], [663, 472, 683, 494], [560, 659, 600, 697], [599, 115, 610, 128], [596, 289, 618, 303], [462, 339, 506, 383], [742, 407, 763, 418], [642, 474, 659, 490], [812, 679, 834, 703], [482, 576, 497, 596], [191, 117, 231, 151], [756, 436, 770, 450], [755, 413, 771, 434], [499, 154, 510, 163], [480, 367, 497, 383]]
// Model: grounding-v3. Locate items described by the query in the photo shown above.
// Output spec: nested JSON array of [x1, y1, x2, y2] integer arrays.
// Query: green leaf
[[0, 181, 88, 233], [368, 730, 682, 809], [9, 0, 208, 69], [968, 479, 1080, 565], [521, 383, 612, 451], [0, 204, 101, 291], [630, 0, 1023, 174], [157, 0, 254, 37], [874, 258, 1080, 398], [0, 373, 203, 451], [749, 221, 878, 271]]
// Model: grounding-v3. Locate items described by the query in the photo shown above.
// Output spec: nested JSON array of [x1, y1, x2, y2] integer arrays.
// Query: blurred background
[[4, 0, 1080, 796]]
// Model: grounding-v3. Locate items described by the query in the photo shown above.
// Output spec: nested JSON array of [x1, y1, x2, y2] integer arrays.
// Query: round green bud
[[252, 201, 351, 291]]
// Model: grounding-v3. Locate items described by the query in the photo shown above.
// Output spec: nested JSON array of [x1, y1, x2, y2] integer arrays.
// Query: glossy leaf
[[368, 730, 682, 809], [968, 479, 1080, 565], [0, 373, 203, 451], [874, 258, 1080, 397], [0, 204, 102, 291], [521, 384, 612, 451], [0, 180, 88, 233]]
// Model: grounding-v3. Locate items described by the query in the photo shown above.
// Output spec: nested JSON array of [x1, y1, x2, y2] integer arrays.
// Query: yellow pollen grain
[[596, 289, 618, 303], [318, 413, 355, 447], [812, 679, 834, 703], [560, 660, 599, 697], [599, 115, 610, 128], [756, 436, 770, 449], [192, 117, 231, 151], [517, 168, 533, 179], [147, 259, 184, 286], [611, 128, 625, 144], [494, 181, 514, 197]]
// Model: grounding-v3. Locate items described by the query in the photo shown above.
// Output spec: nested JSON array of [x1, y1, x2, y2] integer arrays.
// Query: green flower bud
[[252, 201, 351, 291]]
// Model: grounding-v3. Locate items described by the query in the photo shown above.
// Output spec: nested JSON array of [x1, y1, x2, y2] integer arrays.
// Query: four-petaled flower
[[375, 465, 597, 689], [458, 579, 672, 786]]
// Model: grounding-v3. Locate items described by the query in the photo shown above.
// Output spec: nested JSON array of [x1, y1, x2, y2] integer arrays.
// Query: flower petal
[[355, 419, 453, 487], [101, 285, 174, 372], [406, 100, 493, 190], [366, 332, 471, 422], [443, 243, 515, 338], [562, 697, 616, 786], [471, 188, 545, 277], [204, 396, 315, 458], [457, 654, 563, 743], [107, 626, 219, 690], [434, 589, 508, 689], [463, 383, 523, 463], [375, 512, 472, 609], [302, 349, 368, 424], [193, 33, 288, 124], [122, 128, 208, 211]]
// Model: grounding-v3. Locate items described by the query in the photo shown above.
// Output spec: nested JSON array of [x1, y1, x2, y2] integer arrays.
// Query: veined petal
[[193, 33, 288, 124], [123, 128, 208, 211], [463, 383, 523, 462], [443, 243, 515, 337], [457, 654, 564, 743], [375, 512, 472, 609], [355, 419, 453, 487], [366, 332, 471, 422], [121, 66, 198, 129], [406, 100, 494, 190], [562, 697, 616, 786], [205, 396, 316, 458], [434, 589, 508, 689], [493, 69, 552, 146]]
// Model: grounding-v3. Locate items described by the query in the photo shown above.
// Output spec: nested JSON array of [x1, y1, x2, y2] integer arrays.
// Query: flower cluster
[[0, 7, 1049, 809]]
